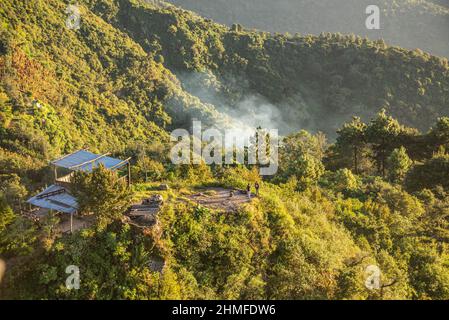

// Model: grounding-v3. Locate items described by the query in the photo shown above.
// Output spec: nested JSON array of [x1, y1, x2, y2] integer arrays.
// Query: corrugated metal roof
[[51, 150, 128, 172], [27, 185, 78, 214]]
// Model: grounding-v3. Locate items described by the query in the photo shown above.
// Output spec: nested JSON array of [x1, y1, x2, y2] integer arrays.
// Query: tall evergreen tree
[[336, 117, 367, 174], [428, 117, 449, 153], [366, 109, 404, 177], [387, 146, 412, 183]]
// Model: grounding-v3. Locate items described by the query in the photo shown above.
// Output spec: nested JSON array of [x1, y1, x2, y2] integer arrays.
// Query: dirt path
[[187, 187, 254, 211]]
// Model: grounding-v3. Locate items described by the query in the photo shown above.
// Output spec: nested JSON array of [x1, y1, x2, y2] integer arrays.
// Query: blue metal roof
[[27, 185, 78, 214], [51, 150, 128, 172]]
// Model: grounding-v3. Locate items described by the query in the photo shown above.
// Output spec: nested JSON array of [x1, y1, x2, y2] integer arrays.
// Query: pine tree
[[388, 146, 412, 183], [428, 117, 449, 153], [295, 154, 325, 191], [336, 117, 367, 174], [366, 109, 404, 177]]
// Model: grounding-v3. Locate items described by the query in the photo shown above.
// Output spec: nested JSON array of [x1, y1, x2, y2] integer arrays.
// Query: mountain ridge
[[165, 0, 449, 58], [1, 0, 448, 165]]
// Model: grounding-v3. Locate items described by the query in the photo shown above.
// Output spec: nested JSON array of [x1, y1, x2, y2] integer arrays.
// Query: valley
[[0, 0, 449, 301]]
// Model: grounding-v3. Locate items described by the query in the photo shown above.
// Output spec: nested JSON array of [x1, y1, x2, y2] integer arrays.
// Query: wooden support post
[[70, 212, 73, 234], [128, 162, 131, 187], [54, 165, 58, 182]]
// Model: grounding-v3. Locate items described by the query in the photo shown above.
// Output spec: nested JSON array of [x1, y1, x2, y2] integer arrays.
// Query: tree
[[405, 152, 449, 192], [0, 174, 27, 209], [294, 154, 325, 191], [136, 156, 165, 182], [387, 147, 412, 183], [41, 210, 60, 240], [0, 215, 37, 255], [72, 165, 132, 230], [408, 244, 449, 299], [335, 117, 367, 174], [0, 195, 15, 232], [330, 168, 359, 193], [1, 192, 37, 257], [427, 117, 449, 153], [278, 130, 326, 182], [248, 126, 272, 168], [365, 109, 404, 177]]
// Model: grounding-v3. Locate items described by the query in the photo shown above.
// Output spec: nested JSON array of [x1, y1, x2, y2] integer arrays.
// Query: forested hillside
[[166, 0, 449, 58], [0, 0, 234, 169], [104, 0, 448, 135], [1, 0, 449, 300], [2, 0, 449, 144]]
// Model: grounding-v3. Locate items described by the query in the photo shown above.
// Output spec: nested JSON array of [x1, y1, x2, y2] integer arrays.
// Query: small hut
[[51, 149, 131, 186], [27, 149, 131, 233]]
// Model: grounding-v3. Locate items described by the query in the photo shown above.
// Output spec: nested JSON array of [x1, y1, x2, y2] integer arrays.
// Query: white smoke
[[176, 70, 312, 135]]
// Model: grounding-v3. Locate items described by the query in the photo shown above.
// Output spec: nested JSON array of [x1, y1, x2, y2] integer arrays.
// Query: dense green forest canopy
[[1, 0, 449, 149], [88, 0, 449, 136], [165, 0, 449, 58], [2, 110, 449, 300], [0, 0, 449, 300]]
